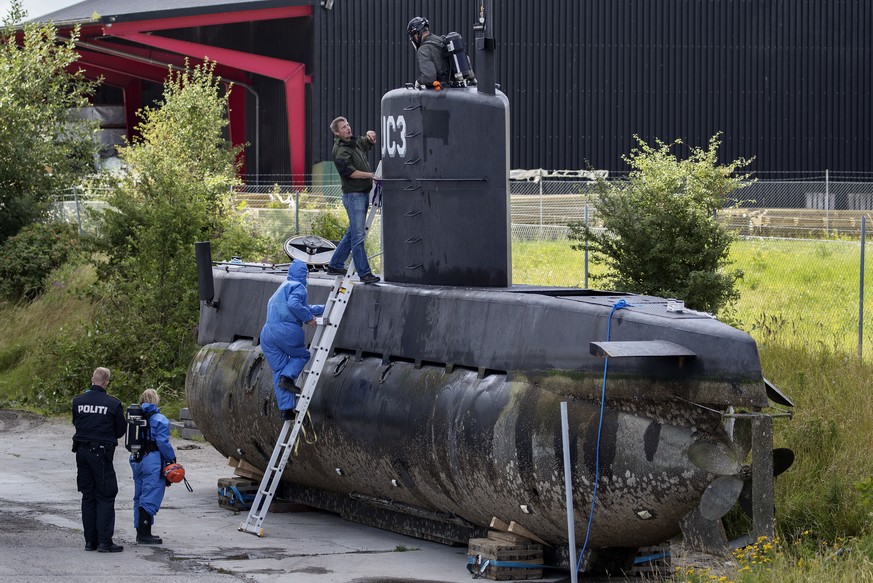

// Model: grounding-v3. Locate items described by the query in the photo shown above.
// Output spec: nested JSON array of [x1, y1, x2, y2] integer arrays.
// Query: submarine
[[187, 1, 791, 572]]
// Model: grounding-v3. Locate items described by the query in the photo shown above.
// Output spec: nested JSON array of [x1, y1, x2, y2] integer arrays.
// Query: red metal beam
[[114, 32, 308, 178], [82, 39, 252, 84], [102, 5, 311, 34], [115, 32, 300, 79]]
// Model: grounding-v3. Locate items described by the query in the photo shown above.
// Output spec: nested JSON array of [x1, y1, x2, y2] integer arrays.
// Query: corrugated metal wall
[[314, 0, 872, 174], [167, 0, 873, 175]]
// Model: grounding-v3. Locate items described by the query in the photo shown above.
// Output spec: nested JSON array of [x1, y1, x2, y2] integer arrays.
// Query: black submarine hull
[[187, 268, 765, 552]]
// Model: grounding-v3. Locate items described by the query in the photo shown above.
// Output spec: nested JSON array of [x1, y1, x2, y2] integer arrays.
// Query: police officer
[[72, 367, 126, 552]]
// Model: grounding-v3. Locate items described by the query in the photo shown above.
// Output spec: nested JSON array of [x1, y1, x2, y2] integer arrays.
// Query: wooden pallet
[[217, 476, 258, 511], [227, 456, 264, 481], [467, 536, 544, 581]]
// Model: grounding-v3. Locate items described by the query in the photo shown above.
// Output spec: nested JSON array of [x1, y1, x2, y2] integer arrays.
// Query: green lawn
[[512, 237, 872, 358]]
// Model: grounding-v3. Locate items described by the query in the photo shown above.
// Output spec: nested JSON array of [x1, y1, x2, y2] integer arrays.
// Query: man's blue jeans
[[329, 191, 372, 277]]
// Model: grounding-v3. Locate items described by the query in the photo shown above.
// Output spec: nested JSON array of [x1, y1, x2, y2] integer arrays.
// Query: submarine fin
[[589, 340, 696, 359], [763, 377, 795, 407]]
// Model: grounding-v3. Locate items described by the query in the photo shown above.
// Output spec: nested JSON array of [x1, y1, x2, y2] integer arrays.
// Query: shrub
[[0, 222, 80, 302], [569, 134, 749, 315]]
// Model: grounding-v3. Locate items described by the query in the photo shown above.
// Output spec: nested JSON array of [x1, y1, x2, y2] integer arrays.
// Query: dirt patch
[[0, 409, 49, 433]]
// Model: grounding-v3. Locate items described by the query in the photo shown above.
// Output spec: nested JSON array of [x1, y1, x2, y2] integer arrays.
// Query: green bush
[[569, 134, 749, 315], [0, 222, 80, 302], [309, 207, 349, 242]]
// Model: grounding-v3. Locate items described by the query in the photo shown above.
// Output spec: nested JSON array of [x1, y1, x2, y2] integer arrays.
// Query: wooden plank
[[489, 516, 510, 532], [227, 456, 239, 468], [233, 459, 263, 478], [487, 531, 531, 544], [507, 521, 550, 546], [232, 467, 263, 481]]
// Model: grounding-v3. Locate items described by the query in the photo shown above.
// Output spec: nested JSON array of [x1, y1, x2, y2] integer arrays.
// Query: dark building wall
[[313, 0, 872, 174], [154, 0, 872, 176]]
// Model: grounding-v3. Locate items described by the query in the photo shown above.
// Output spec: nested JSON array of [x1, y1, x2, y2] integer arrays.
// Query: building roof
[[36, 0, 308, 26]]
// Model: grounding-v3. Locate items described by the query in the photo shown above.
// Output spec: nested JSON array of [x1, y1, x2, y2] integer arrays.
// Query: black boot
[[136, 507, 163, 544]]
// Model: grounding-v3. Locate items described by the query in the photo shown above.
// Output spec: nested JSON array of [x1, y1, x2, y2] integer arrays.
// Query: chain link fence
[[54, 170, 873, 358]]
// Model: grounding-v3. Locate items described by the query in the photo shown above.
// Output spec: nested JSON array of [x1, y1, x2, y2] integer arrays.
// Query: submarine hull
[[188, 340, 726, 548], [187, 268, 763, 554]]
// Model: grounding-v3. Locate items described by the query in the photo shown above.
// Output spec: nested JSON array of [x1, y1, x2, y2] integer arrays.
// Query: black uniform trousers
[[75, 444, 118, 546]]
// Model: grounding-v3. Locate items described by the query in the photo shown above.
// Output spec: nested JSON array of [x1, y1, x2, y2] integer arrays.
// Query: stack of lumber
[[466, 517, 546, 581]]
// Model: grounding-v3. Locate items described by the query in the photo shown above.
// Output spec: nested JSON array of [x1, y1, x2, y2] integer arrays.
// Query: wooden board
[[486, 531, 531, 544], [468, 537, 543, 581], [508, 521, 550, 546], [233, 459, 264, 479]]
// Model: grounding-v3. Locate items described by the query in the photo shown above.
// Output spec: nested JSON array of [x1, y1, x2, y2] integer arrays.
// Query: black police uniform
[[72, 384, 126, 550]]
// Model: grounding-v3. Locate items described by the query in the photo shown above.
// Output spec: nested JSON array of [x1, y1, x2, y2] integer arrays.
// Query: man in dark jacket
[[72, 367, 126, 553], [325, 116, 380, 284], [407, 16, 451, 89]]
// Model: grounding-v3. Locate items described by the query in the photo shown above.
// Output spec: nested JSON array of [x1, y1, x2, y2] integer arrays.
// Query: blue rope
[[576, 298, 629, 572]]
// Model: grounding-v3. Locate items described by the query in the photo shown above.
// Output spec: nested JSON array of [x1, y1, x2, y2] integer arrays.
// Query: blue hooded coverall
[[260, 261, 325, 412], [129, 403, 176, 527]]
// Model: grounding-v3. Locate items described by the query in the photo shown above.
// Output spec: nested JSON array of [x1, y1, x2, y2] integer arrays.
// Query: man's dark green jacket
[[333, 136, 373, 193]]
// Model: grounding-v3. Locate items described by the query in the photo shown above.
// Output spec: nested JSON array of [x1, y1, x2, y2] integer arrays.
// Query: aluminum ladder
[[239, 187, 381, 537]]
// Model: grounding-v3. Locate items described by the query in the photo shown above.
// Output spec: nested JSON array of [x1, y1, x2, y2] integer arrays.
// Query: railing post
[[584, 205, 589, 289], [860, 215, 866, 359], [539, 177, 544, 239], [295, 190, 300, 235], [825, 169, 830, 237], [73, 187, 83, 237]]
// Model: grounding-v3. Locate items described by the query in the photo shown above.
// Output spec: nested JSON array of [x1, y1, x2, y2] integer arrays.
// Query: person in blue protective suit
[[129, 388, 176, 545], [260, 260, 325, 420]]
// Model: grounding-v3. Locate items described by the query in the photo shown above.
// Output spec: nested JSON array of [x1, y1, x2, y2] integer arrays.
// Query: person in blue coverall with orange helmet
[[129, 388, 176, 545], [260, 260, 325, 420]]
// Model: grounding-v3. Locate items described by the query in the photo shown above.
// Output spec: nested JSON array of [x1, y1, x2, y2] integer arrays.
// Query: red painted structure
[[58, 5, 313, 181]]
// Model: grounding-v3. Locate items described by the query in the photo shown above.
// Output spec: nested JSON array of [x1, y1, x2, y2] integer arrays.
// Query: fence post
[[860, 215, 866, 359], [73, 187, 83, 237], [539, 177, 544, 239], [825, 169, 830, 237], [295, 190, 300, 235], [584, 205, 589, 289]]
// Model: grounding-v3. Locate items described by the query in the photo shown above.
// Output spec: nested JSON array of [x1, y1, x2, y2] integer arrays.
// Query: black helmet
[[407, 16, 429, 41]]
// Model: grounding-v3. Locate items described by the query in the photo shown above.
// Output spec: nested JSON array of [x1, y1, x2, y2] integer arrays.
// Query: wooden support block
[[489, 516, 510, 532], [468, 537, 544, 581], [508, 521, 550, 546], [233, 459, 264, 479], [227, 457, 240, 468], [487, 531, 531, 544]]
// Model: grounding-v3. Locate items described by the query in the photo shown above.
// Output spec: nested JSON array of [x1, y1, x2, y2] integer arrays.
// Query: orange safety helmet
[[162, 462, 186, 483]]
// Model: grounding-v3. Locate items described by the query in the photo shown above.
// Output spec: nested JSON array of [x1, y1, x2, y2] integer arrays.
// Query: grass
[[512, 237, 872, 358], [0, 261, 96, 411], [513, 237, 873, 580]]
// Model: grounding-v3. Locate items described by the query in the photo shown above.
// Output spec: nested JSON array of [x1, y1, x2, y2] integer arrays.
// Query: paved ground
[[0, 410, 577, 583]]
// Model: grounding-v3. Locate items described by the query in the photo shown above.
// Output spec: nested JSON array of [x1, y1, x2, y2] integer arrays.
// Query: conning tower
[[380, 3, 509, 287]]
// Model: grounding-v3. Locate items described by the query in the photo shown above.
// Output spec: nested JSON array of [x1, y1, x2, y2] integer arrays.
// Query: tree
[[569, 134, 750, 315], [0, 1, 98, 244], [39, 60, 269, 409]]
